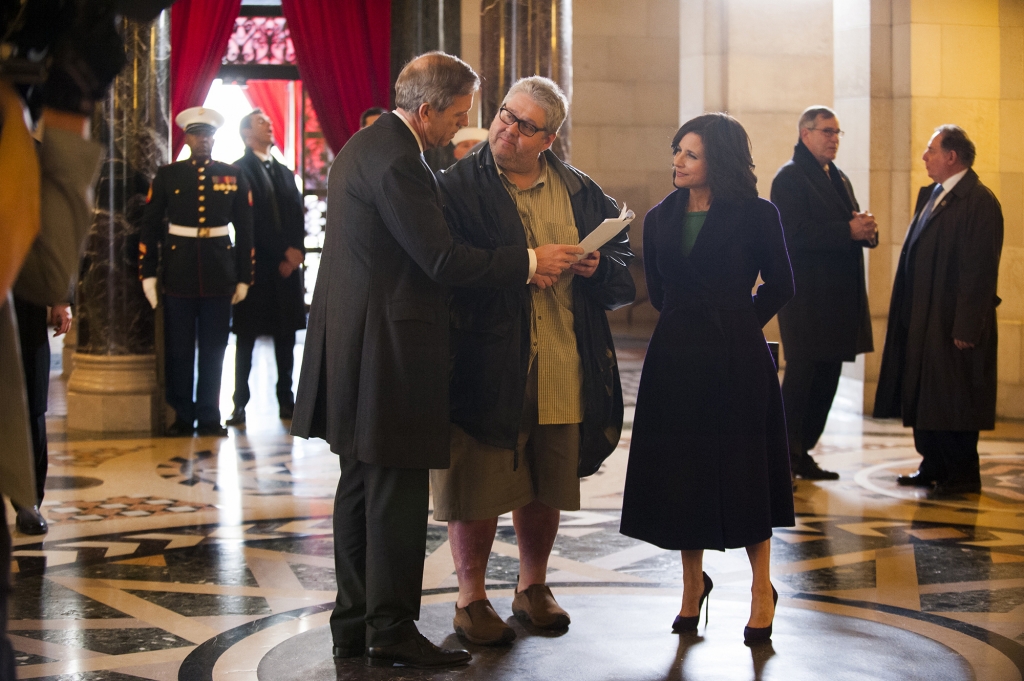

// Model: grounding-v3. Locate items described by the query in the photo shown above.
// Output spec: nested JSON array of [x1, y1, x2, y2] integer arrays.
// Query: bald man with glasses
[[771, 105, 878, 481]]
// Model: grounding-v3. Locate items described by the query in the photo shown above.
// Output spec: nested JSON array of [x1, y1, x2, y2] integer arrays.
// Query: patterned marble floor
[[5, 334, 1024, 680]]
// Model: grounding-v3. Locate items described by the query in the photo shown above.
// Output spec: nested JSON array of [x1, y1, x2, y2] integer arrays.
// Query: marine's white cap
[[175, 107, 225, 134], [452, 127, 488, 145]]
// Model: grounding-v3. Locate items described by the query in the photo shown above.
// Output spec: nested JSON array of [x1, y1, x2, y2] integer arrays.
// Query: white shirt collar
[[394, 109, 424, 153], [251, 147, 272, 163], [935, 168, 969, 202]]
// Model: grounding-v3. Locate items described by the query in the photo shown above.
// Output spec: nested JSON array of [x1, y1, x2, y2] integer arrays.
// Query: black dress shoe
[[365, 633, 471, 669], [196, 422, 228, 437], [279, 403, 294, 420], [16, 506, 48, 535], [928, 479, 982, 498], [791, 455, 839, 480], [166, 421, 194, 437], [333, 644, 365, 658], [896, 471, 937, 487], [225, 409, 246, 426]]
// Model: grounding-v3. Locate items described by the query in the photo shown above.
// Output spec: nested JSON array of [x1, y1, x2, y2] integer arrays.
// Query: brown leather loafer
[[454, 599, 516, 645], [512, 584, 570, 630]]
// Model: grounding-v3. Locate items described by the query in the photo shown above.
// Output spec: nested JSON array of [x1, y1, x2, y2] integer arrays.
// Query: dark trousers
[[781, 359, 843, 462], [14, 297, 49, 505], [913, 429, 980, 484], [232, 332, 296, 411], [332, 453, 429, 650], [163, 295, 232, 426], [1, 504, 15, 681]]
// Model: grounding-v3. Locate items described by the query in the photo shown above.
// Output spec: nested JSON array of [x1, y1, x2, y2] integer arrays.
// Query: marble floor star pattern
[[5, 333, 1024, 680]]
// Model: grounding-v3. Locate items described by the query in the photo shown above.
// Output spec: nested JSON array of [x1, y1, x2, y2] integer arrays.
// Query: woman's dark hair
[[671, 113, 758, 200]]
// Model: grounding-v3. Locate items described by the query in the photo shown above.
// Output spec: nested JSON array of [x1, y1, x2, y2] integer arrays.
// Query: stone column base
[[66, 353, 159, 433]]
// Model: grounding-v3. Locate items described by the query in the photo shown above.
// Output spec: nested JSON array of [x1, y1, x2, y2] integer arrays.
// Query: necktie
[[906, 183, 943, 252]]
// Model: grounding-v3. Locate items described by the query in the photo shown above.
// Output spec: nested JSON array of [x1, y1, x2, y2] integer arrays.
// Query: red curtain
[[243, 80, 289, 150], [170, 0, 243, 157], [281, 0, 390, 153], [242, 80, 303, 170]]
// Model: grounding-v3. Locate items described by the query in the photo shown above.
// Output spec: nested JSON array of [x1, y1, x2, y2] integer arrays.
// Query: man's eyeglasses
[[498, 105, 545, 137], [809, 127, 844, 138]]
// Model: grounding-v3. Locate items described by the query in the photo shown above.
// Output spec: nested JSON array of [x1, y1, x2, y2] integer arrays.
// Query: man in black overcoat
[[874, 125, 1003, 497], [433, 77, 635, 645], [227, 110, 306, 425], [771, 106, 877, 480], [290, 52, 581, 669]]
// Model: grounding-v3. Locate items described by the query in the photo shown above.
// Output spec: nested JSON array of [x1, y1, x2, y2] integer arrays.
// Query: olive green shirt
[[499, 160, 584, 425]]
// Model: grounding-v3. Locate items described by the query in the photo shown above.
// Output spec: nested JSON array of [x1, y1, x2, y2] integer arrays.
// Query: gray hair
[[798, 105, 837, 131], [502, 76, 568, 134], [394, 51, 480, 113], [935, 124, 976, 167]]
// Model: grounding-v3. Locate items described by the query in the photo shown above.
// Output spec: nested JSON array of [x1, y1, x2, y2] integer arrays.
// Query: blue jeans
[[163, 295, 231, 426]]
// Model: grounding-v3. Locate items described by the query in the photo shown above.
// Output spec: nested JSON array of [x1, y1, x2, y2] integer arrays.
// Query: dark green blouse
[[682, 211, 707, 257]]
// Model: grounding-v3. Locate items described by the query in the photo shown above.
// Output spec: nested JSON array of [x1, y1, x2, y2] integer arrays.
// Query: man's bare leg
[[512, 500, 560, 590], [448, 518, 499, 608]]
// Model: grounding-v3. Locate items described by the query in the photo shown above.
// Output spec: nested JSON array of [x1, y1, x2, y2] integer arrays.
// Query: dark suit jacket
[[439, 145, 636, 477], [290, 113, 529, 469], [874, 169, 1003, 430], [771, 141, 874, 362], [231, 149, 307, 335]]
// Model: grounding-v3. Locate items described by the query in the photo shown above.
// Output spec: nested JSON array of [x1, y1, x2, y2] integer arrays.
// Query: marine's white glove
[[142, 277, 158, 309], [231, 282, 249, 305]]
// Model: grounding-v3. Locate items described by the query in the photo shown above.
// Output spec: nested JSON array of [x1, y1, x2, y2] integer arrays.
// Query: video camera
[[0, 0, 176, 118]]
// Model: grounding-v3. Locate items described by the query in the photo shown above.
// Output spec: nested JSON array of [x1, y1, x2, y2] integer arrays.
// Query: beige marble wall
[[997, 0, 1024, 417], [572, 0, 681, 327], [462, 0, 483, 127]]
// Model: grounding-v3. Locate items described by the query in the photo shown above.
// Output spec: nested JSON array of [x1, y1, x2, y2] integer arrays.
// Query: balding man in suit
[[875, 125, 1003, 498]]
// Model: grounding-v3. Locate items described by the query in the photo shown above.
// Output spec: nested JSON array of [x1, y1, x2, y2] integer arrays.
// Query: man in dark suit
[[875, 125, 1003, 497], [771, 105, 877, 480], [226, 110, 306, 426], [290, 52, 582, 669]]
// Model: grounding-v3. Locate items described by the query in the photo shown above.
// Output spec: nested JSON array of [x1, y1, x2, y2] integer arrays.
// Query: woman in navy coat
[[620, 113, 795, 643]]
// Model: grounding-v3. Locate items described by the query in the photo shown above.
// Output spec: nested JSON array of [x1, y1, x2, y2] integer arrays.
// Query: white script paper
[[576, 204, 635, 259]]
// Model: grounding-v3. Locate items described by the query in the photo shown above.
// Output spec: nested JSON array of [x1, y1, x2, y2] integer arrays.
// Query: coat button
[[198, 185, 205, 190], [199, 196, 205, 201], [199, 206, 205, 212], [199, 217, 206, 223]]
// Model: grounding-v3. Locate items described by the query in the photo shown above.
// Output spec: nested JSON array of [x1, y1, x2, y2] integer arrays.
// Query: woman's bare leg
[[745, 538, 775, 628], [679, 549, 705, 617]]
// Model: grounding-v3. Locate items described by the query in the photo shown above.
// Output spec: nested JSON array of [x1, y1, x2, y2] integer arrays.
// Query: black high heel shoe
[[672, 572, 713, 633], [743, 584, 778, 645]]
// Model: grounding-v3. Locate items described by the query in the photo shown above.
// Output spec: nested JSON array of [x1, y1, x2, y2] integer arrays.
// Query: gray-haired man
[[291, 54, 581, 668], [433, 77, 635, 645]]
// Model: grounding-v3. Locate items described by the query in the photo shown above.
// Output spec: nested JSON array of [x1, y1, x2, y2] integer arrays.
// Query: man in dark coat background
[[771, 105, 877, 480], [227, 110, 306, 425], [874, 125, 1003, 498], [290, 52, 582, 669]]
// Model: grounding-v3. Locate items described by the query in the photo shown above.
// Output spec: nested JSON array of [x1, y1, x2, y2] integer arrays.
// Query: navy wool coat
[[620, 190, 796, 551]]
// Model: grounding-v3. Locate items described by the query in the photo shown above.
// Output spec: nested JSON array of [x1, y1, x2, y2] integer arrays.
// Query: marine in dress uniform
[[139, 107, 255, 437]]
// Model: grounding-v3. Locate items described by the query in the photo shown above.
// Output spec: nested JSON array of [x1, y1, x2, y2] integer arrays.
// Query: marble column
[[391, 0, 462, 95], [480, 0, 571, 161], [66, 13, 170, 433]]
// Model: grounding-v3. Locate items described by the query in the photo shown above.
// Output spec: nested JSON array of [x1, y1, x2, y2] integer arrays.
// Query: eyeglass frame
[[498, 105, 547, 137], [807, 126, 844, 138]]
